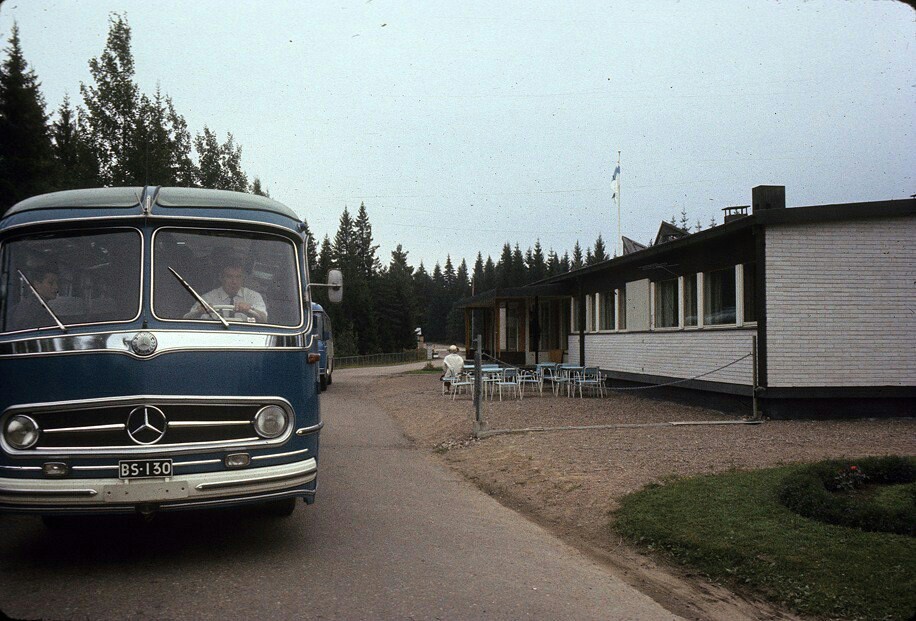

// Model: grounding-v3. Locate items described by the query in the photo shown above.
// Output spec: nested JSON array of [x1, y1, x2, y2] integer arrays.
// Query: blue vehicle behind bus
[[0, 187, 341, 519], [311, 303, 334, 392]]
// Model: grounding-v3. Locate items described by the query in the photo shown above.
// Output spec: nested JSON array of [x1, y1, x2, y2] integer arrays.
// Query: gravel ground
[[371, 370, 916, 621]]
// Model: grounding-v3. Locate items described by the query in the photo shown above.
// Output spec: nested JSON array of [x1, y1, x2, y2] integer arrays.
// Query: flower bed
[[777, 456, 916, 536]]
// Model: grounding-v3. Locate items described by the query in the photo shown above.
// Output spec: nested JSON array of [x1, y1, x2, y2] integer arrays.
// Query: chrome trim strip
[[71, 465, 119, 472], [28, 437, 262, 453], [149, 226, 307, 332], [1, 395, 294, 457], [0, 487, 98, 497], [167, 420, 250, 428], [295, 421, 324, 436], [44, 423, 126, 434], [0, 465, 41, 471], [0, 458, 316, 507], [195, 462, 316, 491], [160, 488, 314, 511], [174, 459, 222, 468], [0, 329, 315, 359], [0, 227, 145, 336], [251, 448, 309, 461]]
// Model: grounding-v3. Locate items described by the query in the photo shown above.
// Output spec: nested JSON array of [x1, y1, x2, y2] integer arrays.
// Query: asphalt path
[[0, 363, 681, 620]]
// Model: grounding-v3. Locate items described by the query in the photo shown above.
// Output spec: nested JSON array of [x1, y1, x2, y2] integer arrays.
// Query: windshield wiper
[[168, 267, 230, 329], [17, 270, 67, 332]]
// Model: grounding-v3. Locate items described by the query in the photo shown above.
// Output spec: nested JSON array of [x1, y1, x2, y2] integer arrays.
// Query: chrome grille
[[2, 397, 293, 455]]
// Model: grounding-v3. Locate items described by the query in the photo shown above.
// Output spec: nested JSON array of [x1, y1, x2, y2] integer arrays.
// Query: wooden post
[[751, 335, 759, 420], [473, 334, 485, 436]]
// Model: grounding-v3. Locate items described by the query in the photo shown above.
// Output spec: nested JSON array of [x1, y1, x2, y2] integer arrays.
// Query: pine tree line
[[306, 201, 616, 355], [0, 14, 268, 217]]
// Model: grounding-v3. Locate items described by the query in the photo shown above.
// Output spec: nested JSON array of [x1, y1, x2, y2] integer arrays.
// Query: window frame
[[150, 226, 304, 330], [0, 226, 145, 335], [653, 277, 679, 329]]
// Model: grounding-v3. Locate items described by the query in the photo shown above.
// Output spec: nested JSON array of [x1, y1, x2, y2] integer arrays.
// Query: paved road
[[0, 364, 680, 620]]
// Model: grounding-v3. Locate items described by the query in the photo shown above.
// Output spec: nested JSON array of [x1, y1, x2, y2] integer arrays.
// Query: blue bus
[[311, 303, 334, 392], [0, 187, 341, 519]]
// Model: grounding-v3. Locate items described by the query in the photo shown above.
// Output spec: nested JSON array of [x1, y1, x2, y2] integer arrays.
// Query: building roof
[[457, 284, 571, 308], [654, 221, 690, 246], [536, 197, 915, 286], [621, 236, 647, 255]]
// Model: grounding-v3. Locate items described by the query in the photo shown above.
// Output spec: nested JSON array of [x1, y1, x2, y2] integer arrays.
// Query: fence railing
[[335, 350, 428, 369]]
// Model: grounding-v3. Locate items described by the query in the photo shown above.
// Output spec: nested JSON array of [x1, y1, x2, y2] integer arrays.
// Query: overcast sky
[[2, 1, 914, 268]]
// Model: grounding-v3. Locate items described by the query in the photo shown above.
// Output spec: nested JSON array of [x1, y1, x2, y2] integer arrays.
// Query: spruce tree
[[482, 256, 496, 291], [354, 202, 381, 278], [529, 240, 547, 282], [591, 234, 609, 263], [472, 253, 484, 294], [571, 241, 583, 270], [0, 23, 55, 214], [51, 95, 100, 190], [496, 243, 513, 288], [250, 177, 270, 196]]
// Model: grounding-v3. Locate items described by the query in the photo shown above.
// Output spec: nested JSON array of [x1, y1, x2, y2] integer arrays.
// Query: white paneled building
[[463, 186, 916, 417]]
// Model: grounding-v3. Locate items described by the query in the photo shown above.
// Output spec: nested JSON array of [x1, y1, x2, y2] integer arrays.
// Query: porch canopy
[[457, 284, 572, 366]]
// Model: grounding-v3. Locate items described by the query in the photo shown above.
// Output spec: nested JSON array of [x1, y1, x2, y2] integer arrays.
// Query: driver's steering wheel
[[206, 304, 236, 319]]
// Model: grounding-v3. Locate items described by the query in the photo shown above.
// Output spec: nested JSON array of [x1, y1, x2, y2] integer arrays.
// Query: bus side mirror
[[327, 269, 343, 304]]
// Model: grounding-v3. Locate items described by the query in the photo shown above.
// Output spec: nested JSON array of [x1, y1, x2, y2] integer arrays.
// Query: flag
[[611, 163, 620, 199]]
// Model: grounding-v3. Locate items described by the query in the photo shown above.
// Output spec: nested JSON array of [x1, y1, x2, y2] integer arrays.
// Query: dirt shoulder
[[370, 371, 916, 621]]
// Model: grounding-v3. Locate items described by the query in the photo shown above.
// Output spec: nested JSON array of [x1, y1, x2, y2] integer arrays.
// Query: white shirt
[[185, 287, 268, 322], [442, 353, 464, 378]]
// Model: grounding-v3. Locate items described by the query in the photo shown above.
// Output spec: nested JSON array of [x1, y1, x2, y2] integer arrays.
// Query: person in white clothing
[[441, 344, 464, 390], [185, 264, 268, 323]]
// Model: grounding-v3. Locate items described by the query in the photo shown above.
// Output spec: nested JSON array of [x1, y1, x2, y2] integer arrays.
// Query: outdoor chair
[[539, 363, 560, 395], [576, 367, 606, 398], [552, 366, 575, 397], [518, 368, 542, 397], [450, 372, 475, 400], [495, 367, 522, 401]]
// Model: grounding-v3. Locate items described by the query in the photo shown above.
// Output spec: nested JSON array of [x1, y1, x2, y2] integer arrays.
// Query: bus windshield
[[153, 229, 302, 327], [0, 229, 142, 333]]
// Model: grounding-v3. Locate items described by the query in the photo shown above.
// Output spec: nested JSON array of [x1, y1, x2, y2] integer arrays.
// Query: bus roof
[[5, 187, 300, 221]]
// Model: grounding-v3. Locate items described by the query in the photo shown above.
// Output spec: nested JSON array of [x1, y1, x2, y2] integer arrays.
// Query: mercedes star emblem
[[126, 406, 168, 445], [129, 332, 158, 356]]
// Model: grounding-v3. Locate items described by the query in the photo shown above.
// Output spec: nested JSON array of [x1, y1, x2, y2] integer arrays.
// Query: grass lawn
[[614, 466, 916, 620]]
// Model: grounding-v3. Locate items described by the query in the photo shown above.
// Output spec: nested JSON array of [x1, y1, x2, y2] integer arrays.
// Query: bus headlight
[[5, 415, 41, 449], [253, 406, 288, 439]]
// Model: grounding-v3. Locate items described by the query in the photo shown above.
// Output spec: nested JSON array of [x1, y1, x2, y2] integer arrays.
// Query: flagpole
[[616, 151, 621, 257]]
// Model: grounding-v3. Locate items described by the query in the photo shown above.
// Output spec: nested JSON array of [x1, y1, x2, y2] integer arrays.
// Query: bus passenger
[[10, 265, 60, 331]]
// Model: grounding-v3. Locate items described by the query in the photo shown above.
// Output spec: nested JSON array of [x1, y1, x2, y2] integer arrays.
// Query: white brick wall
[[766, 216, 916, 387], [568, 329, 755, 385]]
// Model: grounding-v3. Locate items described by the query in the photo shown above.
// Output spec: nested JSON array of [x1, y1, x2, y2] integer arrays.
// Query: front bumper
[[0, 457, 317, 513]]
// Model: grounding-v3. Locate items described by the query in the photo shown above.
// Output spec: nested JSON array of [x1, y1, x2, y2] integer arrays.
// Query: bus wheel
[[320, 374, 328, 391], [263, 497, 297, 517], [326, 370, 332, 385]]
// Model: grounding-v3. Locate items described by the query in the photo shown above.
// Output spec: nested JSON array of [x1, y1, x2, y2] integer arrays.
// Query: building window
[[683, 274, 698, 326], [654, 278, 678, 328], [704, 267, 736, 325], [586, 294, 595, 332], [571, 298, 579, 332], [743, 263, 757, 323], [599, 291, 615, 330], [617, 287, 627, 330]]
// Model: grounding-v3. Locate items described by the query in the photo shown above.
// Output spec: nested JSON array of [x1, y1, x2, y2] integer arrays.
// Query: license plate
[[118, 459, 173, 479]]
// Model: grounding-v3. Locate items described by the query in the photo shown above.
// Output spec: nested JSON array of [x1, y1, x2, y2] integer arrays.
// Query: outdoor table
[[557, 365, 584, 397]]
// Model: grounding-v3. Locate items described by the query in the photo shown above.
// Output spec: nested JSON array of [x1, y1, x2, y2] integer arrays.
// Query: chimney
[[752, 185, 785, 213], [722, 205, 749, 223]]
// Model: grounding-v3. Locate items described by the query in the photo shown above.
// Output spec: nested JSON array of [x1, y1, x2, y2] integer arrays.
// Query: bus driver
[[185, 264, 268, 323]]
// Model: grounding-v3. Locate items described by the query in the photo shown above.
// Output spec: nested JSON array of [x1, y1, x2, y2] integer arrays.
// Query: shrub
[[778, 456, 916, 536]]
